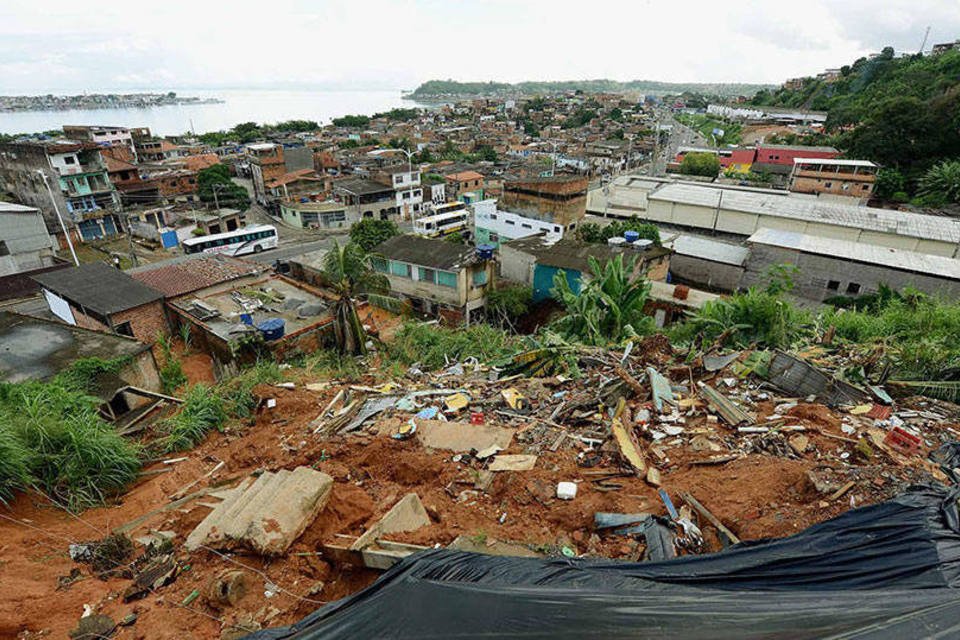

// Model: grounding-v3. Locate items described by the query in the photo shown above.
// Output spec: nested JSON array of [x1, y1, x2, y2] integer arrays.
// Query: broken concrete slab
[[185, 467, 333, 556], [351, 493, 431, 551], [488, 454, 538, 472], [415, 419, 515, 452], [449, 534, 542, 557]]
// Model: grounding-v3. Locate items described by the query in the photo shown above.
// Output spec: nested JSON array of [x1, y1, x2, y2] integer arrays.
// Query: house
[[333, 178, 397, 221], [265, 169, 326, 202], [0, 139, 121, 243], [741, 228, 960, 303], [62, 125, 137, 158], [372, 235, 494, 324], [32, 262, 169, 342], [136, 138, 182, 163], [371, 165, 423, 219], [279, 201, 349, 229], [247, 143, 286, 205], [166, 273, 339, 377], [0, 202, 70, 301], [444, 170, 485, 201], [501, 174, 588, 229], [0, 202, 57, 277], [751, 144, 839, 177], [128, 254, 264, 300], [932, 40, 960, 55], [0, 311, 162, 421], [189, 209, 245, 235], [472, 199, 564, 247], [788, 158, 878, 204], [664, 234, 749, 293], [499, 235, 670, 302], [103, 155, 159, 205]]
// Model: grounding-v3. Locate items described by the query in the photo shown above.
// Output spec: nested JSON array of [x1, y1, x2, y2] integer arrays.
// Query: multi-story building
[[247, 143, 286, 205], [500, 173, 588, 230], [62, 125, 137, 159], [333, 178, 397, 221], [371, 165, 423, 219], [0, 140, 121, 242], [472, 199, 564, 247], [444, 170, 485, 201], [372, 234, 494, 325], [0, 202, 57, 277], [789, 158, 878, 204]]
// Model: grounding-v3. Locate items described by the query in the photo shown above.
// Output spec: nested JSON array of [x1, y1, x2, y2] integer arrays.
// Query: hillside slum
[[3, 334, 959, 640]]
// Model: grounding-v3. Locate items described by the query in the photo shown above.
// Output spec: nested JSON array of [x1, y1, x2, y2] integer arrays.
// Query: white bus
[[182, 224, 278, 256], [413, 203, 469, 238]]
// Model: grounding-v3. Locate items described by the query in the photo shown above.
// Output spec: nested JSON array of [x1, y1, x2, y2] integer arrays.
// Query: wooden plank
[[681, 491, 740, 546]]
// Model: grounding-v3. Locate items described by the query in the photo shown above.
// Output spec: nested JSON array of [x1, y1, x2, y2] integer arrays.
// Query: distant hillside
[[750, 48, 960, 176], [409, 79, 773, 99]]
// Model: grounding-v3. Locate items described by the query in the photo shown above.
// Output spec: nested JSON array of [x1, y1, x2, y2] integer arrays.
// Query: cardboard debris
[[416, 420, 515, 452], [488, 454, 538, 472], [185, 467, 333, 556]]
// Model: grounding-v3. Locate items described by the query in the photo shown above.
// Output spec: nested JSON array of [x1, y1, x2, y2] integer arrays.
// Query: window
[[505, 219, 515, 225], [554, 226, 561, 232], [371, 257, 388, 272], [490, 214, 497, 220], [437, 271, 457, 288], [418, 267, 437, 284], [0, 241, 8, 257], [824, 182, 832, 188], [390, 261, 411, 278], [114, 321, 134, 337], [521, 223, 532, 229], [472, 269, 488, 286], [64, 156, 76, 165], [827, 280, 840, 291], [846, 282, 861, 294]]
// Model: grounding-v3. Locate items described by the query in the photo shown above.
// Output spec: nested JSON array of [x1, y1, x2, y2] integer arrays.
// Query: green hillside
[[751, 48, 960, 177], [410, 79, 773, 99]]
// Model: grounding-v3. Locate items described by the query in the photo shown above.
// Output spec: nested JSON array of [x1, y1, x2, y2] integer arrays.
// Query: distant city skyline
[[3, 0, 960, 94]]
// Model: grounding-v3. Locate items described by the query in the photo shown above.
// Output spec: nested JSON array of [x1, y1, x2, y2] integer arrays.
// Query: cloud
[[1, 0, 956, 93]]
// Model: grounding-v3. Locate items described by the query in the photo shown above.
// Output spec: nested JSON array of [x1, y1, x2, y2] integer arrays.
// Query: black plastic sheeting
[[247, 485, 960, 639]]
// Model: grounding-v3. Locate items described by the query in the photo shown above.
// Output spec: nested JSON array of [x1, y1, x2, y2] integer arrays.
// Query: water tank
[[257, 318, 286, 341], [623, 230, 640, 244], [607, 237, 626, 247], [239, 313, 254, 326], [476, 244, 495, 260], [633, 239, 653, 250]]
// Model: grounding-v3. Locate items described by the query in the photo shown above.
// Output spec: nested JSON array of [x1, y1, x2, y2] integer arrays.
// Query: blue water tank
[[160, 229, 179, 249], [240, 313, 254, 326], [476, 244, 495, 260], [624, 231, 640, 243], [257, 318, 286, 341]]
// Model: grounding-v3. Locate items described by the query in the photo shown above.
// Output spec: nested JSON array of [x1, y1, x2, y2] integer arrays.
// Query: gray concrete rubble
[[186, 466, 333, 556]]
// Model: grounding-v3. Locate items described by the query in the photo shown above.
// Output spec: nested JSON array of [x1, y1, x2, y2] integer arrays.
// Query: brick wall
[[111, 301, 170, 343]]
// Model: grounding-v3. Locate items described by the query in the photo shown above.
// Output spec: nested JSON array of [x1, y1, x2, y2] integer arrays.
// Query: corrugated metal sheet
[[650, 184, 960, 243], [669, 235, 750, 266], [747, 228, 960, 281]]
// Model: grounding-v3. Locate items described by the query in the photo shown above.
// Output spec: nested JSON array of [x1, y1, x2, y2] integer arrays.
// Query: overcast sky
[[3, 0, 960, 93]]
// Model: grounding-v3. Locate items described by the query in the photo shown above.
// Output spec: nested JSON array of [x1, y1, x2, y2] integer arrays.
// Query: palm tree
[[320, 240, 389, 355]]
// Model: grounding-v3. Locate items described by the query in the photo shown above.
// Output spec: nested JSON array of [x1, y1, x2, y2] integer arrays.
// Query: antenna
[[919, 26, 931, 54]]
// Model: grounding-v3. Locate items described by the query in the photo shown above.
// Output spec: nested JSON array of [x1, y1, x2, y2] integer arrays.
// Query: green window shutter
[[437, 271, 457, 288]]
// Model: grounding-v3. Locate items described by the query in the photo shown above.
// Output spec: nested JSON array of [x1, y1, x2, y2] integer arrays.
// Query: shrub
[[387, 322, 518, 370], [160, 384, 227, 452]]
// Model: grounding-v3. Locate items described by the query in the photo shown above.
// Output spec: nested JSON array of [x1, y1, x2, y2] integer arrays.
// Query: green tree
[[550, 254, 655, 346], [196, 165, 250, 212], [874, 168, 906, 199], [320, 241, 390, 355], [680, 152, 720, 177], [349, 218, 399, 251], [487, 285, 532, 329], [332, 114, 371, 128], [576, 217, 660, 245]]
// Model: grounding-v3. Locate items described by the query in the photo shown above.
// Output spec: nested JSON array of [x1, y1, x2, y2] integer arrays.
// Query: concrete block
[[186, 467, 333, 556]]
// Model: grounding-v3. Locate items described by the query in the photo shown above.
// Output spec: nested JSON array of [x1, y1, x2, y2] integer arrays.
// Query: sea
[[0, 88, 423, 136]]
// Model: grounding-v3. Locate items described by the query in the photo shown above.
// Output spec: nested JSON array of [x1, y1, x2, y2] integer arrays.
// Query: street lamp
[[397, 148, 417, 222], [37, 170, 79, 266]]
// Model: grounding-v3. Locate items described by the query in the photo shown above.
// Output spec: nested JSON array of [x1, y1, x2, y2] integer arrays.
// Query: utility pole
[[38, 170, 79, 266], [119, 202, 139, 267], [919, 26, 931, 54], [212, 183, 224, 230]]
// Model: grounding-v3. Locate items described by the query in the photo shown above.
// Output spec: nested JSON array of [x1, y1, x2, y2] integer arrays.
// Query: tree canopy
[[680, 152, 720, 177], [349, 218, 399, 251]]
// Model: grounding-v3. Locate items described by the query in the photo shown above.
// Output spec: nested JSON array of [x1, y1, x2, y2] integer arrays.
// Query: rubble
[[186, 466, 334, 555]]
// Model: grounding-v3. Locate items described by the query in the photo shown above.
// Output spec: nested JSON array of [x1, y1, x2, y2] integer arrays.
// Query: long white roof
[[649, 183, 960, 243], [748, 228, 960, 281]]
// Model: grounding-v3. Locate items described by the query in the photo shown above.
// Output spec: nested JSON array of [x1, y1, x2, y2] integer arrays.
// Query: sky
[[2, 0, 960, 94]]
